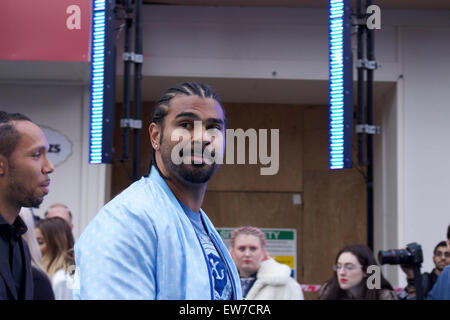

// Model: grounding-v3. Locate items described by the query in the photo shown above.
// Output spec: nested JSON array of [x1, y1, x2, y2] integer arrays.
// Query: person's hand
[[400, 264, 414, 279], [405, 285, 416, 296]]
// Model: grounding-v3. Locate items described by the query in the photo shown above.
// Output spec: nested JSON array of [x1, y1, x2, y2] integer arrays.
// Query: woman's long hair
[[19, 208, 44, 271], [36, 217, 75, 278], [320, 244, 394, 300]]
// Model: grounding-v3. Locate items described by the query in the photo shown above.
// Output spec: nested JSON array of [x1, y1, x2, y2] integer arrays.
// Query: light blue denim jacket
[[73, 166, 242, 300]]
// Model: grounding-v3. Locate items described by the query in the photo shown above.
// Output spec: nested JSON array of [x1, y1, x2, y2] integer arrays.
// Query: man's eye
[[208, 125, 222, 131], [179, 122, 192, 129]]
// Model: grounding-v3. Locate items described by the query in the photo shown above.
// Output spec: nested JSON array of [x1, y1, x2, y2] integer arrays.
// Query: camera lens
[[378, 249, 411, 265]]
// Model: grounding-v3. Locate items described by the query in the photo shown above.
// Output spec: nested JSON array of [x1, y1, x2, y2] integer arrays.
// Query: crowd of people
[[17, 206, 75, 300], [1, 82, 449, 300]]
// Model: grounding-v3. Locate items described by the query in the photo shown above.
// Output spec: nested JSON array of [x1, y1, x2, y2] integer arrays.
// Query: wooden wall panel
[[301, 105, 367, 299], [207, 103, 303, 192], [202, 190, 303, 284], [110, 102, 155, 199]]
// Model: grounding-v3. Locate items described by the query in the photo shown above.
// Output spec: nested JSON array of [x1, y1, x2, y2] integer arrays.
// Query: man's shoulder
[[110, 176, 158, 202], [441, 265, 450, 278], [427, 265, 450, 300], [79, 176, 178, 238], [104, 176, 170, 216]]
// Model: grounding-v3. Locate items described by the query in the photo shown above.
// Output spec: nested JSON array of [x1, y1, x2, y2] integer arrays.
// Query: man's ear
[[148, 123, 161, 150], [0, 155, 7, 176]]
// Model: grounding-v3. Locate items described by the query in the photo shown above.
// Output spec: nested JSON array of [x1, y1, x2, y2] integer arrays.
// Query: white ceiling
[[144, 0, 450, 10]]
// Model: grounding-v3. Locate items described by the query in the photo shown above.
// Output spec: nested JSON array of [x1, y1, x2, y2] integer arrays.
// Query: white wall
[[374, 83, 399, 285], [116, 6, 400, 82], [400, 25, 450, 277]]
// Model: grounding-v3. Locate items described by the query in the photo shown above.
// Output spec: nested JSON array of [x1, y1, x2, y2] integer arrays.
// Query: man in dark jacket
[[400, 240, 449, 299], [427, 225, 450, 300], [0, 111, 54, 300], [424, 241, 449, 291]]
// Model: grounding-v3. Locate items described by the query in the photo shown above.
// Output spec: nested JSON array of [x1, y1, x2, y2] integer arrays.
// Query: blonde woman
[[229, 226, 304, 300], [19, 208, 54, 300], [35, 217, 75, 300]]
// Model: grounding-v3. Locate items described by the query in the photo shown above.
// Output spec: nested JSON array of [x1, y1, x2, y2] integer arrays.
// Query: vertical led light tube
[[328, 0, 353, 169], [89, 0, 115, 164]]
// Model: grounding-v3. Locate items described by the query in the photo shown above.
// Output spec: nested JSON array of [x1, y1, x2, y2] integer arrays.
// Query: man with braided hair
[[229, 226, 304, 300], [74, 82, 242, 300]]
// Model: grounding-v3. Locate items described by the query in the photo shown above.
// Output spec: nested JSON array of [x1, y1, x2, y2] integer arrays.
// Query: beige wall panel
[[301, 106, 367, 299], [208, 103, 303, 192], [202, 190, 303, 284]]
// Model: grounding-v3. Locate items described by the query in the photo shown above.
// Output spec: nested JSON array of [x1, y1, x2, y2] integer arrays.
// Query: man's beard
[[7, 164, 43, 209], [160, 141, 220, 184]]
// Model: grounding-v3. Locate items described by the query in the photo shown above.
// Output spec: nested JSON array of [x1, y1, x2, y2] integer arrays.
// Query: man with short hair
[[45, 203, 73, 230], [400, 240, 449, 299], [0, 111, 54, 300], [430, 241, 450, 279], [75, 82, 242, 299], [427, 225, 450, 300]]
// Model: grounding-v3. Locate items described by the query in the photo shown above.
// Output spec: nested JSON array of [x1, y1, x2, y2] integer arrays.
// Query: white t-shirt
[[52, 269, 73, 300]]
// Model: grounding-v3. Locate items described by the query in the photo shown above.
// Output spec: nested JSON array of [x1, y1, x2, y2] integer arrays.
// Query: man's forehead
[[49, 206, 69, 213], [168, 95, 224, 118], [14, 121, 48, 149]]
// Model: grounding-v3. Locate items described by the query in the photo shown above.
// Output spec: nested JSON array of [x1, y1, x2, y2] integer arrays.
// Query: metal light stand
[[118, 0, 143, 182], [132, 0, 143, 181], [354, 0, 380, 251]]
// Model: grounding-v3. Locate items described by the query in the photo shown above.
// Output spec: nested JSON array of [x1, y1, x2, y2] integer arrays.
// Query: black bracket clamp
[[120, 118, 142, 129], [357, 59, 379, 70], [356, 124, 381, 135], [123, 52, 143, 64]]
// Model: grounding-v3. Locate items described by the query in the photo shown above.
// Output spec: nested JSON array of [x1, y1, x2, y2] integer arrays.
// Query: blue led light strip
[[89, 0, 107, 164], [328, 0, 352, 169]]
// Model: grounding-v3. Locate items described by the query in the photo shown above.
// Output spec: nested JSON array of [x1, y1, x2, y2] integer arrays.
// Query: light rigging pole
[[119, 0, 143, 182], [355, 0, 380, 251]]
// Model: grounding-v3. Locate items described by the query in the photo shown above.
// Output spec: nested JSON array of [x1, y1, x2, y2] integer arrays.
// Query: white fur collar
[[256, 258, 292, 285]]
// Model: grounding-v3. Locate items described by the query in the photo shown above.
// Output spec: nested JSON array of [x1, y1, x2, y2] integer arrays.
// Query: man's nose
[[43, 153, 54, 174]]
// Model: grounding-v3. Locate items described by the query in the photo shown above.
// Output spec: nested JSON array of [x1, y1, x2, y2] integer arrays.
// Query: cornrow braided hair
[[151, 81, 223, 127], [0, 111, 32, 159], [147, 81, 224, 176], [230, 226, 267, 249]]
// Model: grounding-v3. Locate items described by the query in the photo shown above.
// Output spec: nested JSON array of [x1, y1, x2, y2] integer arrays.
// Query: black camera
[[378, 242, 425, 299], [378, 242, 423, 266]]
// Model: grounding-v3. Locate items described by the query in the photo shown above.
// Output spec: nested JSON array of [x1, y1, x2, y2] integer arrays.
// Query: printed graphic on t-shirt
[[196, 232, 232, 300], [179, 200, 233, 300]]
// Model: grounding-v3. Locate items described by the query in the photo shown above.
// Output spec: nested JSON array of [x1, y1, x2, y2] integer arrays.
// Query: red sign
[[0, 0, 91, 62]]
